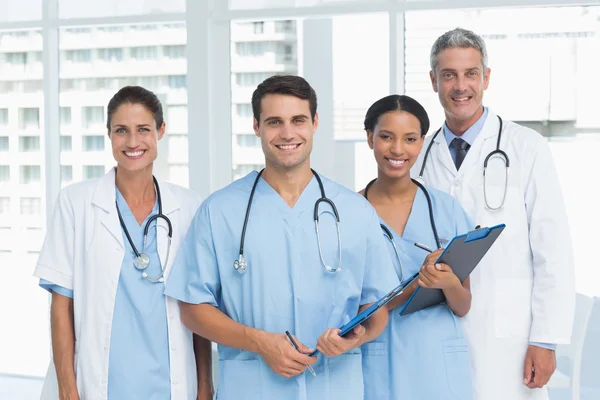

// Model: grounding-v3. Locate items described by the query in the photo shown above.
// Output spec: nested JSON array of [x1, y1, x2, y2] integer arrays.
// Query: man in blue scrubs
[[165, 75, 398, 399]]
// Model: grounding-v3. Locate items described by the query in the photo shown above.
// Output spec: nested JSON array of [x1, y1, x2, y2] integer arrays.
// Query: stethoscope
[[115, 176, 173, 283], [363, 178, 441, 283], [418, 115, 510, 210], [234, 168, 342, 274]]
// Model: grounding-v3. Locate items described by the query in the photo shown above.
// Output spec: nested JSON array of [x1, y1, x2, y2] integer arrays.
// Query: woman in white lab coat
[[33, 86, 213, 399]]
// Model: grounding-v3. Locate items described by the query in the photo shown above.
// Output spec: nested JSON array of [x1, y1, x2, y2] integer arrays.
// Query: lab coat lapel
[[92, 168, 125, 250], [157, 181, 179, 278], [432, 129, 457, 178]]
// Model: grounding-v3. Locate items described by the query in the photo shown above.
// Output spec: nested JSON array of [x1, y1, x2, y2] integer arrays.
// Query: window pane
[[0, 29, 47, 385], [231, 20, 300, 180], [19, 136, 41, 152], [60, 23, 189, 187], [82, 135, 105, 152], [228, 0, 381, 11], [19, 165, 41, 184], [59, 0, 185, 18], [0, 0, 42, 21], [83, 165, 105, 180], [61, 165, 73, 186]]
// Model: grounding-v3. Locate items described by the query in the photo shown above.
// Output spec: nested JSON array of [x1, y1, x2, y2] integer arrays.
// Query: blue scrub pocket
[[361, 342, 389, 400], [217, 359, 261, 400], [442, 338, 472, 400]]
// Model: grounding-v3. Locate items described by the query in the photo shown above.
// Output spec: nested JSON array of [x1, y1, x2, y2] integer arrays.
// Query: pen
[[414, 242, 434, 253], [285, 331, 317, 377]]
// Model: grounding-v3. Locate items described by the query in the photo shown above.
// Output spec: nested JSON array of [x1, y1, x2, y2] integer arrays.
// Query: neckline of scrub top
[[255, 172, 321, 217], [115, 186, 159, 229], [386, 186, 428, 244]]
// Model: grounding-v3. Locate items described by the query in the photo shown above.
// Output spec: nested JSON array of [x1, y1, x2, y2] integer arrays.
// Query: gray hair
[[430, 28, 488, 75]]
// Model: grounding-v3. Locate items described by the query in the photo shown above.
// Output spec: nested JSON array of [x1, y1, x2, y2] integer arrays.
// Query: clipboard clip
[[465, 225, 492, 243]]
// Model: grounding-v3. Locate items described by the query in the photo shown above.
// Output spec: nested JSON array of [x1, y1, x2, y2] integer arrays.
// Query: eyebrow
[[378, 129, 420, 136], [263, 114, 310, 123], [440, 67, 481, 73], [113, 124, 151, 128]]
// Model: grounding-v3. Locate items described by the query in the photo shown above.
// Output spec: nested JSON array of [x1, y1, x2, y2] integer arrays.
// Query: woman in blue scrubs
[[34, 86, 212, 399], [360, 95, 473, 400]]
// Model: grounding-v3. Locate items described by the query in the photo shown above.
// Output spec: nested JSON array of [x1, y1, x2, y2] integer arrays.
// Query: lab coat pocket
[[361, 342, 389, 400], [442, 338, 472, 400], [494, 278, 532, 339], [217, 359, 261, 400]]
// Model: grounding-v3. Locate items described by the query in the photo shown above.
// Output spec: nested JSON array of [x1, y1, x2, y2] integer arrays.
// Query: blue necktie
[[451, 138, 470, 170]]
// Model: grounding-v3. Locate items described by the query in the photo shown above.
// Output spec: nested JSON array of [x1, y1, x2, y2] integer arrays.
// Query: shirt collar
[[443, 106, 489, 148]]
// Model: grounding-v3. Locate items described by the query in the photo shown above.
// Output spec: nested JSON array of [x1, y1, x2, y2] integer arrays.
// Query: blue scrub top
[[165, 171, 398, 400], [362, 185, 474, 400], [39, 187, 171, 399]]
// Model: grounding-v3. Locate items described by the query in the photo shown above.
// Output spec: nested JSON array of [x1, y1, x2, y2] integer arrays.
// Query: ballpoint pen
[[414, 242, 434, 253], [285, 331, 317, 377]]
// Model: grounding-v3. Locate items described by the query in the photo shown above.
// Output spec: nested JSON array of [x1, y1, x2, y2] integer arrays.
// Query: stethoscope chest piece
[[134, 253, 150, 270], [234, 255, 248, 274]]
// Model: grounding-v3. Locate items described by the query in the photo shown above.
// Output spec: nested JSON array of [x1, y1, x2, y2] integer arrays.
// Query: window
[[60, 135, 72, 151], [130, 46, 158, 60], [60, 107, 72, 127], [253, 22, 264, 34], [275, 20, 296, 33], [5, 52, 27, 65], [0, 108, 8, 126], [19, 165, 41, 184], [283, 45, 293, 61], [167, 106, 188, 133], [0, 137, 8, 151], [19, 136, 41, 152], [18, 107, 40, 130], [98, 48, 123, 61], [236, 103, 253, 118], [83, 165, 105, 180], [236, 42, 268, 56], [169, 75, 187, 89], [82, 106, 104, 129], [235, 72, 271, 87], [233, 164, 264, 180], [164, 45, 186, 59], [64, 49, 92, 63], [82, 135, 105, 151], [20, 197, 41, 215], [0, 165, 9, 181], [236, 134, 261, 148], [0, 197, 9, 215], [61, 165, 73, 184]]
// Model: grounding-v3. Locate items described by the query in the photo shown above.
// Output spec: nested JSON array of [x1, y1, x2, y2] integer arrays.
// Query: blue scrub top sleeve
[[360, 206, 400, 306], [164, 203, 221, 307], [39, 279, 74, 298]]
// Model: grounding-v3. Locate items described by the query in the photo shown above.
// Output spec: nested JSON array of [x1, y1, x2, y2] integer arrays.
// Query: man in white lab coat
[[412, 28, 575, 400]]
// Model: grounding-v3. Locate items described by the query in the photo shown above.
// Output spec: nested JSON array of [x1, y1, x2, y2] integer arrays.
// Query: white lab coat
[[33, 168, 201, 400], [412, 109, 575, 400]]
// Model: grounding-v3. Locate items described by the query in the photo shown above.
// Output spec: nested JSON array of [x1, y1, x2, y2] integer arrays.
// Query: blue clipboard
[[309, 272, 419, 357], [399, 223, 506, 316]]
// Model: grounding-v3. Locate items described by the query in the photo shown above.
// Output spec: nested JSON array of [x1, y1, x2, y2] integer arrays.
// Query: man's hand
[[256, 332, 316, 378], [316, 325, 367, 357], [523, 345, 556, 389]]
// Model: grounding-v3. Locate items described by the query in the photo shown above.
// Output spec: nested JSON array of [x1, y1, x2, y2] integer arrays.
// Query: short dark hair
[[251, 75, 317, 125], [364, 94, 430, 137], [106, 86, 164, 129]]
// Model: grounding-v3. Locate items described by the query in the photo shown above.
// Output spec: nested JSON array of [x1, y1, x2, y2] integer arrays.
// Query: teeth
[[125, 150, 144, 157], [453, 97, 469, 101], [277, 145, 298, 150], [388, 159, 406, 166]]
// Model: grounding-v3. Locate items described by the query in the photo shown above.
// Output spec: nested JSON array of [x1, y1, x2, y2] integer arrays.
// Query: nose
[[279, 121, 294, 140], [390, 138, 404, 156], [126, 131, 138, 148], [454, 75, 468, 92]]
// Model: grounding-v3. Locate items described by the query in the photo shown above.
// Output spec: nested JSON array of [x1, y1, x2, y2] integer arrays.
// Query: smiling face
[[430, 47, 490, 130], [107, 102, 165, 173], [367, 110, 424, 180], [253, 93, 318, 173]]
